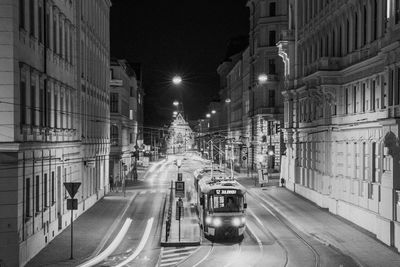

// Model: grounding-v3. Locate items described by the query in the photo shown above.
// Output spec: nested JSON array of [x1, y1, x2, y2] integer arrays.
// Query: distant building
[[167, 113, 194, 154], [280, 0, 400, 251], [0, 0, 111, 265], [109, 59, 140, 185]]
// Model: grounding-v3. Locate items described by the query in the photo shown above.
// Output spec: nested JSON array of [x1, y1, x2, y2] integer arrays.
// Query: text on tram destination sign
[[215, 189, 237, 195]]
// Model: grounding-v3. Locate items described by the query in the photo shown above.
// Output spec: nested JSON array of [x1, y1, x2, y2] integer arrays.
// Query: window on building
[[396, 0, 400, 24], [20, 78, 26, 125], [39, 85, 44, 127], [65, 25, 68, 61], [371, 80, 376, 110], [130, 133, 134, 144], [35, 175, 40, 213], [354, 13, 358, 50], [371, 142, 376, 183], [110, 92, 118, 113], [389, 69, 394, 106], [339, 26, 342, 56], [332, 30, 335, 56], [269, 90, 275, 107], [59, 20, 63, 57], [19, 0, 25, 29], [44, 173, 48, 207], [269, 2, 276, 17], [346, 19, 350, 54], [345, 88, 349, 114], [269, 30, 276, 46], [362, 83, 366, 112], [38, 3, 43, 42], [51, 171, 55, 204], [111, 125, 118, 145], [54, 90, 58, 128], [69, 30, 73, 64], [46, 8, 50, 47], [353, 86, 357, 113], [397, 68, 400, 105], [53, 15, 57, 52], [60, 91, 64, 128], [31, 81, 36, 126], [373, 0, 378, 40], [363, 6, 367, 46], [47, 88, 51, 127], [269, 59, 276, 74], [29, 0, 35, 36], [25, 178, 30, 217]]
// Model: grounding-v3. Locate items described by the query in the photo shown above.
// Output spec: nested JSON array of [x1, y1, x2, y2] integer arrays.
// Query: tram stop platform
[[160, 185, 201, 247]]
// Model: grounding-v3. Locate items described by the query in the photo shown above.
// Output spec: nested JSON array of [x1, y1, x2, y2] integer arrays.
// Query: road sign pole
[[178, 205, 181, 242], [70, 208, 73, 259]]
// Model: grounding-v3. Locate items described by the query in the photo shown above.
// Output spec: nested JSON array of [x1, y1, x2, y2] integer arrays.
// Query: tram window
[[209, 195, 243, 212]]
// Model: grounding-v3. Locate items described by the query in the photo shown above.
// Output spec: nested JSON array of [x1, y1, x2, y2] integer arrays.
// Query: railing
[[165, 180, 174, 242]]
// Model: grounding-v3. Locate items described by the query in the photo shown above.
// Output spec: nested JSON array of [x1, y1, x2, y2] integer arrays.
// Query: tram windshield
[[208, 194, 244, 212]]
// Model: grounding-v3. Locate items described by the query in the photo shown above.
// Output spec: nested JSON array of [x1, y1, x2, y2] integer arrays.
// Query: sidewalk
[[26, 162, 155, 267], [160, 184, 201, 247], [26, 192, 137, 267]]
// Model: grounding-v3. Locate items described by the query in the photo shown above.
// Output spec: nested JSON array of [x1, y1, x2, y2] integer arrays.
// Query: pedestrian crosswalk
[[158, 247, 199, 267]]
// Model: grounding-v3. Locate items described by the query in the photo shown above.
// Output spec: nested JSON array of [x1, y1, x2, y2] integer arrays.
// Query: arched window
[[332, 30, 336, 56], [346, 19, 350, 53], [363, 5, 367, 45]]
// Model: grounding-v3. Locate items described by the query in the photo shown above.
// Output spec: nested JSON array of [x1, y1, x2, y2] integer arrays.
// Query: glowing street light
[[211, 110, 216, 114], [206, 113, 211, 118], [173, 100, 179, 106], [258, 73, 268, 84], [172, 75, 182, 85], [225, 98, 231, 103], [173, 111, 178, 116]]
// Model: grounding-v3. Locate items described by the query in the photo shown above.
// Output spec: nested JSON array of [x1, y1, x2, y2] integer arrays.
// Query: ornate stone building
[[167, 113, 194, 154], [247, 0, 288, 171], [0, 0, 111, 265], [280, 0, 400, 251]]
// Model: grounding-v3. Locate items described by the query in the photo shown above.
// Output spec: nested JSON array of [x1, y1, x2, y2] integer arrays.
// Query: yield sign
[[64, 182, 81, 198]]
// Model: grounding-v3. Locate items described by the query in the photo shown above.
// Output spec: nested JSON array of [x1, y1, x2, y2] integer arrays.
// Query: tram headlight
[[213, 217, 222, 227], [205, 216, 212, 224], [232, 217, 241, 227]]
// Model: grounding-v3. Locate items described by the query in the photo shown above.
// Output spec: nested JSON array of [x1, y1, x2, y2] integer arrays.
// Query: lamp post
[[172, 75, 183, 114]]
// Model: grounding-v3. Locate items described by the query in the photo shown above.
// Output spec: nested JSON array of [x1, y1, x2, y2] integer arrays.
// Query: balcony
[[110, 79, 123, 87], [248, 107, 282, 117]]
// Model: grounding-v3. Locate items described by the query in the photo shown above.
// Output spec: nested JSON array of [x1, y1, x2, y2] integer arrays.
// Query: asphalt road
[[93, 155, 393, 267]]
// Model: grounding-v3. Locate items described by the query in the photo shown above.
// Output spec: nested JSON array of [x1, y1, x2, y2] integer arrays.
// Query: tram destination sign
[[215, 189, 237, 195]]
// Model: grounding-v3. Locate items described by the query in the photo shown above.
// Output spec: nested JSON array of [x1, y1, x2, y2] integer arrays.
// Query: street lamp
[[211, 110, 216, 114], [173, 111, 178, 117], [225, 98, 231, 103], [258, 73, 268, 84], [206, 113, 211, 118], [172, 75, 182, 85], [173, 100, 179, 106]]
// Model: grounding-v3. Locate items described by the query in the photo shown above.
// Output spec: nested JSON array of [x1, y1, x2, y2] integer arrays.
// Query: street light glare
[[173, 111, 178, 116], [258, 73, 268, 84], [225, 98, 231, 103], [173, 100, 179, 106], [206, 113, 211, 118], [172, 75, 182, 85], [211, 110, 216, 114]]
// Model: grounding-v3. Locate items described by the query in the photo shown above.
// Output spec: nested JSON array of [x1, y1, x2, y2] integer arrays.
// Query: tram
[[193, 167, 225, 191], [197, 176, 247, 238]]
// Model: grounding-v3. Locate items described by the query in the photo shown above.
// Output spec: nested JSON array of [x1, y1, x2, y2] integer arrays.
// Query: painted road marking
[[77, 218, 132, 267], [159, 246, 199, 267], [114, 217, 154, 267]]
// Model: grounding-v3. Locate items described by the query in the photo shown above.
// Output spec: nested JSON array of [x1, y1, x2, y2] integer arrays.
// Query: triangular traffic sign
[[64, 182, 81, 198]]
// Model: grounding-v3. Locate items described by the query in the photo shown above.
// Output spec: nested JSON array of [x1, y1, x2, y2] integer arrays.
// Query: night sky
[[110, 0, 249, 127]]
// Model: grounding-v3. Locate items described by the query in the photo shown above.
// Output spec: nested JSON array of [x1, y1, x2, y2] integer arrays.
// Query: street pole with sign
[[64, 182, 81, 260]]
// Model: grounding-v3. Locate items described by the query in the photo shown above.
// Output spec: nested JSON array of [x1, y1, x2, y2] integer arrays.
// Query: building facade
[[247, 0, 288, 171], [281, 0, 400, 251], [109, 59, 140, 184], [167, 113, 194, 154], [0, 0, 111, 265]]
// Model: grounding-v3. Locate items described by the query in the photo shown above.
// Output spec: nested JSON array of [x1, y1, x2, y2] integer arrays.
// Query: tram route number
[[216, 189, 236, 195]]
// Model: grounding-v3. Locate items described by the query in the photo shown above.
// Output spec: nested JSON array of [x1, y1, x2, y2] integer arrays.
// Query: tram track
[[250, 190, 320, 267], [247, 208, 289, 267]]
